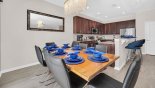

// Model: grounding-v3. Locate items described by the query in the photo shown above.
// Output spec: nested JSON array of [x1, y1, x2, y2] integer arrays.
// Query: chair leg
[[139, 48, 143, 65], [83, 82, 89, 88], [39, 71, 54, 83], [35, 71, 48, 76], [44, 79, 56, 86], [35, 67, 49, 76], [126, 49, 131, 61]]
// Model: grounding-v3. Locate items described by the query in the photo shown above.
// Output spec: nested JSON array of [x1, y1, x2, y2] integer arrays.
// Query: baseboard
[[1, 62, 39, 74], [114, 62, 126, 71], [114, 67, 120, 71]]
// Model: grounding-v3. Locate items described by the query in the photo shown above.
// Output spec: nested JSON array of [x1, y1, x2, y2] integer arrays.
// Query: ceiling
[[44, 0, 155, 23]]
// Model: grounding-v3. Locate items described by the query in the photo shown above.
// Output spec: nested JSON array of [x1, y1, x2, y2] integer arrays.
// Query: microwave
[[91, 28, 98, 34]]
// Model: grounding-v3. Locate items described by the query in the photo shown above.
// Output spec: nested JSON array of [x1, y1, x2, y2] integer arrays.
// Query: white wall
[[0, 0, 73, 71], [0, 2, 2, 75], [136, 9, 155, 54]]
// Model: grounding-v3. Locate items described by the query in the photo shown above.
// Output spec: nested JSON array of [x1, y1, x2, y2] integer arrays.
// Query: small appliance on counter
[[91, 27, 98, 34], [88, 36, 95, 41], [77, 35, 83, 41]]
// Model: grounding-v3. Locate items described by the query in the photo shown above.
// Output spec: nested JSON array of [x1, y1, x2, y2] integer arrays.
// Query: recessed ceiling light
[[117, 6, 121, 8], [86, 6, 90, 9], [105, 16, 108, 18]]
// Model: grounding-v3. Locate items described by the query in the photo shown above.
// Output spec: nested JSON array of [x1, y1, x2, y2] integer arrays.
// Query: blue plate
[[64, 57, 85, 65], [84, 50, 94, 54], [66, 56, 82, 62], [88, 56, 109, 63], [54, 52, 67, 56]]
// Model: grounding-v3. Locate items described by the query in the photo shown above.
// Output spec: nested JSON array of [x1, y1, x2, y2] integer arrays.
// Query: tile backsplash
[[73, 34, 120, 41]]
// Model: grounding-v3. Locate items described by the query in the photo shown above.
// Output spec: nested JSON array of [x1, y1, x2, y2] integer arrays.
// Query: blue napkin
[[62, 43, 70, 49], [66, 56, 82, 62], [85, 47, 95, 54], [72, 45, 82, 50], [54, 48, 67, 56], [67, 51, 79, 59], [88, 55, 109, 63], [45, 46, 56, 51]]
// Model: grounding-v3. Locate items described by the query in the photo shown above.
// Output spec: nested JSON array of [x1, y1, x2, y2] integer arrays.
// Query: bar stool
[[125, 39, 145, 62]]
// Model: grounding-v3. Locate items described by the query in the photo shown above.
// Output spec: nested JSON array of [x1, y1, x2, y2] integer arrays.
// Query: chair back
[[136, 39, 145, 47], [43, 49, 71, 88], [122, 55, 141, 88], [126, 39, 145, 49], [45, 42, 55, 46], [95, 45, 107, 53], [79, 43, 88, 49], [35, 45, 47, 67], [71, 41, 79, 47]]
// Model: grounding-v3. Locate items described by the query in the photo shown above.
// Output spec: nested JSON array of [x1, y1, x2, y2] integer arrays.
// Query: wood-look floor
[[0, 55, 155, 88]]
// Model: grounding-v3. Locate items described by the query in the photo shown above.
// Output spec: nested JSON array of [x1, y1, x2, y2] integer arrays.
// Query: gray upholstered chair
[[71, 41, 79, 47], [35, 45, 47, 67], [95, 45, 107, 53], [88, 55, 142, 88], [35, 45, 54, 85], [43, 49, 87, 88], [79, 43, 88, 49], [45, 42, 55, 46]]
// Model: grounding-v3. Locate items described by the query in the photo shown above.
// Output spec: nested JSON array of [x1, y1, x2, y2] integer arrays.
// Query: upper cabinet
[[73, 16, 135, 35]]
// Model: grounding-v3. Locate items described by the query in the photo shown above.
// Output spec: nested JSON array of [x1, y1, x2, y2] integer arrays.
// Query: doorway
[[145, 22, 155, 55]]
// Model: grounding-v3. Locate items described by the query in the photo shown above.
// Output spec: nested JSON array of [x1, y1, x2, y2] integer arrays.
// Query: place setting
[[84, 47, 95, 54], [64, 51, 85, 65], [53, 48, 67, 56], [62, 43, 71, 49], [71, 45, 82, 51], [44, 43, 58, 52], [88, 51, 109, 63]]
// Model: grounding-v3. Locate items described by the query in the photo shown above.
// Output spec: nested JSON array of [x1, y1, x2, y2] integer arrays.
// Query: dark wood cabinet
[[73, 16, 135, 35]]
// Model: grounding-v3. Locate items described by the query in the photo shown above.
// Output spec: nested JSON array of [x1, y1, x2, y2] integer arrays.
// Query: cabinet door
[[73, 17, 77, 34], [96, 22, 100, 34], [102, 24, 106, 34], [110, 23, 116, 34], [78, 17, 83, 34], [73, 16, 81, 34], [116, 22, 121, 34], [98, 23, 104, 34], [88, 20, 93, 34], [116, 21, 126, 34], [105, 24, 111, 34]]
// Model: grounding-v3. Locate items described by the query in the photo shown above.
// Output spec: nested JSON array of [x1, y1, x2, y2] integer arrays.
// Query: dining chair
[[95, 45, 107, 53], [125, 39, 145, 61], [45, 42, 55, 46], [71, 41, 79, 47], [79, 43, 88, 49], [35, 45, 47, 67], [35, 45, 54, 85], [88, 55, 142, 88], [43, 49, 87, 88]]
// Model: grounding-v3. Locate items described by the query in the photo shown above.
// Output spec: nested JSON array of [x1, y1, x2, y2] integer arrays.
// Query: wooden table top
[[57, 49, 119, 81]]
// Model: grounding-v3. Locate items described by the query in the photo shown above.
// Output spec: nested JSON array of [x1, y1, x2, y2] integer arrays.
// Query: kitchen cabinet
[[73, 16, 135, 35]]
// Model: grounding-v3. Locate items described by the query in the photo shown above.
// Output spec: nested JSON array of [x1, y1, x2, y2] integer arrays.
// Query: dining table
[[56, 48, 119, 82]]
